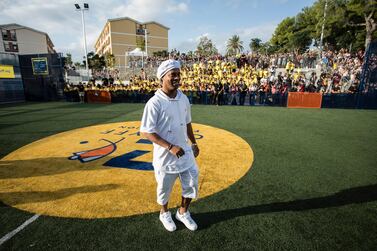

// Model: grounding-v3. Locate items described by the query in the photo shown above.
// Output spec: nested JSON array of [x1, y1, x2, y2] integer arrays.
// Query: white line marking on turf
[[0, 214, 40, 246]]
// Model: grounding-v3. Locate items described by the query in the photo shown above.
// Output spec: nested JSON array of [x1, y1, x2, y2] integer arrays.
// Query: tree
[[289, 29, 312, 54], [104, 52, 115, 69], [136, 36, 145, 51], [270, 17, 295, 52], [74, 62, 82, 68], [290, 7, 317, 53], [153, 50, 169, 57], [186, 50, 195, 57], [65, 53, 73, 67], [249, 38, 262, 52], [259, 42, 273, 55], [346, 0, 377, 49], [269, 0, 376, 52], [312, 0, 350, 50], [87, 52, 105, 71], [195, 36, 218, 57], [226, 35, 244, 55]]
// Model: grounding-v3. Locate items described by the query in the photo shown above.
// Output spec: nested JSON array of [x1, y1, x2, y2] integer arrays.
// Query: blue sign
[[32, 57, 49, 75]]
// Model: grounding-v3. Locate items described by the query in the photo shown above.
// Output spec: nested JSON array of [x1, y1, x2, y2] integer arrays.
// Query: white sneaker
[[159, 211, 176, 232], [175, 210, 198, 231]]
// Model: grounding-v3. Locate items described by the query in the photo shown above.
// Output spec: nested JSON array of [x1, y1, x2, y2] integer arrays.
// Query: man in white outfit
[[140, 59, 200, 232]]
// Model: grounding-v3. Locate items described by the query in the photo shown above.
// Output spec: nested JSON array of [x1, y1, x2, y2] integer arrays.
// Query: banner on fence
[[287, 92, 322, 108], [86, 90, 112, 103]]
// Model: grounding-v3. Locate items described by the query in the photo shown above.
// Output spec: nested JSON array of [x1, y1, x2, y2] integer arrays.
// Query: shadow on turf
[[0, 184, 120, 205], [195, 184, 377, 230]]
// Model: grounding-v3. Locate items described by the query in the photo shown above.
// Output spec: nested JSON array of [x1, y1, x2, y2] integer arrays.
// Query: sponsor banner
[[0, 65, 15, 79]]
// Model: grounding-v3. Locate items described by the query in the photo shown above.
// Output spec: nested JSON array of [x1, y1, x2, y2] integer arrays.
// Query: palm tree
[[249, 38, 262, 52], [226, 35, 244, 55]]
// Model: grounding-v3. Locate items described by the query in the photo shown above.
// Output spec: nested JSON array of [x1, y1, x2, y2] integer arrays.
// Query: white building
[[0, 23, 55, 55]]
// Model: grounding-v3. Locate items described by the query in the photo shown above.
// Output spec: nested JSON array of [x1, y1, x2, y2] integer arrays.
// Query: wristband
[[167, 144, 173, 151]]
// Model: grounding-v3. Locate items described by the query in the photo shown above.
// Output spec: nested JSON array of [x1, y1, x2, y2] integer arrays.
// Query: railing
[[64, 89, 377, 109]]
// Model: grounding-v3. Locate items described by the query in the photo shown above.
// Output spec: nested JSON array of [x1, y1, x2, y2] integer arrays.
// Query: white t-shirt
[[140, 89, 195, 173]]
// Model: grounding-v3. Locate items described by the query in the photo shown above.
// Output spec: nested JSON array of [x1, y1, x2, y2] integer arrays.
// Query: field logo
[[68, 138, 125, 163], [0, 122, 253, 219]]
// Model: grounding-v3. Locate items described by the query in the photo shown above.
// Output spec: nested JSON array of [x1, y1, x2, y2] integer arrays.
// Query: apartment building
[[0, 23, 55, 55], [95, 17, 169, 69]]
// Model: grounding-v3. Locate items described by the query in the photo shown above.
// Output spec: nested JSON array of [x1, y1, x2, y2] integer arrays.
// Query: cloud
[[236, 22, 278, 42], [0, 0, 283, 60], [0, 0, 188, 61], [174, 22, 278, 54], [210, 0, 260, 9], [111, 0, 188, 22], [167, 2, 188, 13]]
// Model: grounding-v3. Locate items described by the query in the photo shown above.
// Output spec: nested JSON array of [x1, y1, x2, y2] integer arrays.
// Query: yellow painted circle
[[0, 122, 253, 218]]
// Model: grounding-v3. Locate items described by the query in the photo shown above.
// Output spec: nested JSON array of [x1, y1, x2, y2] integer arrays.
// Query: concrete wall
[[16, 28, 48, 54], [95, 22, 111, 55], [111, 19, 136, 34]]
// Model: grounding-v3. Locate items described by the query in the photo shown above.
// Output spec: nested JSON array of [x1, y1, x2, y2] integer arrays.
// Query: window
[[136, 29, 145, 35], [136, 24, 145, 35], [2, 30, 9, 40], [2, 29, 17, 41], [10, 30, 17, 41], [4, 42, 18, 52], [4, 42, 10, 51], [12, 43, 18, 52]]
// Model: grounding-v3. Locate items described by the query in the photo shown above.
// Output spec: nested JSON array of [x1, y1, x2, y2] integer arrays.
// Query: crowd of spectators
[[64, 48, 366, 105]]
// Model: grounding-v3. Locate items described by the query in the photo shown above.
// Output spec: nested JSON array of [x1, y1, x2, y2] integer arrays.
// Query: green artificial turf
[[0, 102, 376, 250]]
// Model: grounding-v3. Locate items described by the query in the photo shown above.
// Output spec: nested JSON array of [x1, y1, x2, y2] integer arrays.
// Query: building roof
[[108, 17, 170, 30], [0, 23, 55, 47]]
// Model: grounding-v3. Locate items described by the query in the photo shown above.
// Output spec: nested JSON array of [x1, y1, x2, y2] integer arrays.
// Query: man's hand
[[192, 144, 199, 158], [169, 145, 185, 158]]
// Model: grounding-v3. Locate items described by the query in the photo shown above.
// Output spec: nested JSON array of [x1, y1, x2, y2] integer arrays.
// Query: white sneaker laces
[[162, 212, 173, 223]]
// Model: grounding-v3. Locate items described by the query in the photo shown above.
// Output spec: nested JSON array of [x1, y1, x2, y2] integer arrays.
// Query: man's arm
[[141, 132, 185, 158], [186, 123, 199, 157]]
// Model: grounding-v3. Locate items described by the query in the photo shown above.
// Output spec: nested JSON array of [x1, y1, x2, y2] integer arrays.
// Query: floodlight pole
[[75, 4, 89, 79], [81, 10, 89, 78], [145, 28, 148, 56], [319, 0, 328, 57]]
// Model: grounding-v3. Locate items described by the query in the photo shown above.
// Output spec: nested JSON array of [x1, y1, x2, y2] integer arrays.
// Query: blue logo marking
[[104, 150, 153, 170]]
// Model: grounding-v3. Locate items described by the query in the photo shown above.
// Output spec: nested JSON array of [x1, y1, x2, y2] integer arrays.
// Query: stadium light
[[319, 0, 328, 59], [144, 28, 148, 57], [75, 3, 90, 80]]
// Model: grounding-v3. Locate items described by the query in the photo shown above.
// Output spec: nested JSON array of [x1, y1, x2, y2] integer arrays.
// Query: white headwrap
[[156, 59, 181, 80]]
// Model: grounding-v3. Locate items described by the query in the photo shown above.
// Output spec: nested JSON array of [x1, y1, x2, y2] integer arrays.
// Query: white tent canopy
[[125, 48, 147, 69], [127, 48, 147, 57]]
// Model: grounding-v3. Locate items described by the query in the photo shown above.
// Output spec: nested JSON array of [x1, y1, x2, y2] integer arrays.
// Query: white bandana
[[157, 59, 181, 80]]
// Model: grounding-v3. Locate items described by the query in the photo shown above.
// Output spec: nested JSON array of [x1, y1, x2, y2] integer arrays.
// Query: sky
[[0, 0, 316, 62]]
